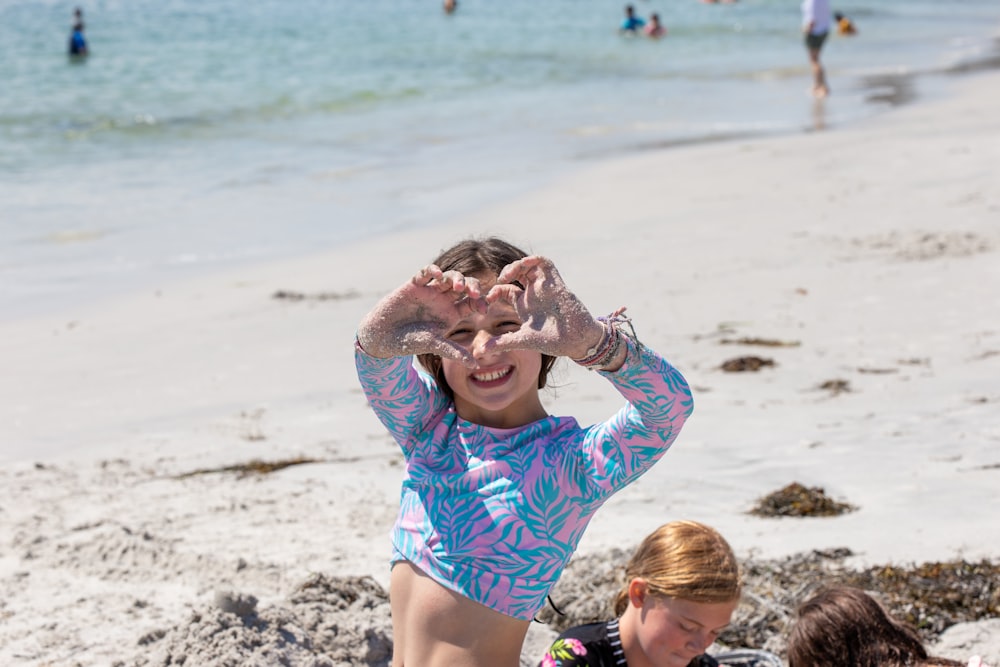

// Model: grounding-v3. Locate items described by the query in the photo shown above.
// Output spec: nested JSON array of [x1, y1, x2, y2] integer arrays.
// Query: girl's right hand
[[356, 264, 485, 367]]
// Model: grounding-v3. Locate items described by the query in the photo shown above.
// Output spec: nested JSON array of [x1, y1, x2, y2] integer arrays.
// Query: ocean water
[[1, 0, 998, 319]]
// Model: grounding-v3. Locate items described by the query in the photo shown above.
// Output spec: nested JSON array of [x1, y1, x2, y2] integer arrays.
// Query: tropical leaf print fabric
[[355, 336, 693, 620]]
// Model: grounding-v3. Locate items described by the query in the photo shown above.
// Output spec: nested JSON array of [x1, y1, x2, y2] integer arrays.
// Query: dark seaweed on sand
[[748, 482, 857, 518], [721, 356, 776, 372], [175, 456, 321, 479], [846, 559, 1000, 637], [272, 289, 360, 302]]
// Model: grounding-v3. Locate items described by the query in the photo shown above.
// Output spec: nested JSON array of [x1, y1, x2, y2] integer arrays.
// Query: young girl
[[355, 237, 694, 666], [787, 585, 991, 667], [539, 520, 776, 667]]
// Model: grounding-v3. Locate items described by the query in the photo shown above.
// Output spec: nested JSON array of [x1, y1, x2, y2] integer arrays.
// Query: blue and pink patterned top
[[355, 336, 693, 620]]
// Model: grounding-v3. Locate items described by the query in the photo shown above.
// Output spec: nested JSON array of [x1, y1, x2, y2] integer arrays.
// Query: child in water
[[355, 237, 694, 666], [620, 4, 647, 34], [644, 13, 667, 38], [834, 12, 857, 35]]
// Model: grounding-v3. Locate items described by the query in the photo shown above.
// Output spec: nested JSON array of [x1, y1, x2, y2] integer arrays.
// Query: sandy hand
[[484, 255, 605, 359], [357, 265, 486, 367]]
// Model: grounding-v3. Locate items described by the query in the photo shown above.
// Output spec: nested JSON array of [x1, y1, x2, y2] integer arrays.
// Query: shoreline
[[586, 40, 1000, 159], [5, 36, 1000, 326]]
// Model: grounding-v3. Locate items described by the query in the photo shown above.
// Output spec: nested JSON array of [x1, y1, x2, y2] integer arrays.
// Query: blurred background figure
[[835, 11, 858, 35], [620, 4, 646, 34], [443, 0, 457, 15], [644, 13, 667, 38], [68, 7, 88, 57], [801, 0, 832, 97]]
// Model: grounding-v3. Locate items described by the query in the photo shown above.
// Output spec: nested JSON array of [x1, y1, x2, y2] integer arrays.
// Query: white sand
[[2, 71, 999, 666]]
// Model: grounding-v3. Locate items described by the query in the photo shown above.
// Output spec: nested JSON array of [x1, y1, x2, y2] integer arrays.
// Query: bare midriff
[[390, 561, 531, 667]]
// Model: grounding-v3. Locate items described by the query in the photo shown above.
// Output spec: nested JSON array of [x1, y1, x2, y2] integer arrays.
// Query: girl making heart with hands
[[355, 237, 694, 667]]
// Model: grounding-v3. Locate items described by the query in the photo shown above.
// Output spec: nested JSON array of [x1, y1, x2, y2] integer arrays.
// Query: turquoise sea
[[1, 0, 998, 318]]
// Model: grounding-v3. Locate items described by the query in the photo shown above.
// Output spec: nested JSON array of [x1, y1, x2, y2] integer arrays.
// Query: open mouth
[[471, 366, 512, 384]]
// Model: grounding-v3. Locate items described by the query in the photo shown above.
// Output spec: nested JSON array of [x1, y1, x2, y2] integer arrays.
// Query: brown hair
[[787, 585, 930, 667], [415, 237, 557, 399], [613, 520, 742, 616]]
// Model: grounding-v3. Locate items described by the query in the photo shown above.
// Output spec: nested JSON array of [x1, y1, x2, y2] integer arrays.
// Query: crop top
[[355, 336, 693, 620]]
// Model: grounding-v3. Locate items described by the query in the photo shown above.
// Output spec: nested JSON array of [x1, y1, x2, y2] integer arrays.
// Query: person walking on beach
[[355, 236, 694, 666], [538, 520, 782, 667], [801, 0, 832, 97]]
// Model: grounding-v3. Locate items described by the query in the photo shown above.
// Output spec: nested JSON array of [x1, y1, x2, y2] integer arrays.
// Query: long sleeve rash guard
[[355, 336, 693, 620]]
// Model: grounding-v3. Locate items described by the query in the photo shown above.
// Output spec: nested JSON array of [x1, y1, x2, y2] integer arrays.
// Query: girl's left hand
[[483, 255, 605, 359]]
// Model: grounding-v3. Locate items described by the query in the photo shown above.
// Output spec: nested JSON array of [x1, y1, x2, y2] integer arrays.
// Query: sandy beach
[[2, 68, 999, 666]]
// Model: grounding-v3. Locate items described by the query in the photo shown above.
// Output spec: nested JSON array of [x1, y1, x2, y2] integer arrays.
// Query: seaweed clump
[[748, 482, 856, 518], [842, 560, 1000, 640], [721, 549, 856, 653], [176, 456, 321, 479], [721, 356, 776, 372], [732, 551, 1000, 653], [272, 289, 360, 302], [818, 378, 852, 395]]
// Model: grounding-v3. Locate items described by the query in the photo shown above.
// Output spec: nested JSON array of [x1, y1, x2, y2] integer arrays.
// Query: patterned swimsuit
[[355, 336, 693, 620], [541, 619, 723, 666]]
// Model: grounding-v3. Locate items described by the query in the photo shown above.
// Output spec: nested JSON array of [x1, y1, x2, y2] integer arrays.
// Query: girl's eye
[[497, 321, 521, 331], [448, 328, 473, 340]]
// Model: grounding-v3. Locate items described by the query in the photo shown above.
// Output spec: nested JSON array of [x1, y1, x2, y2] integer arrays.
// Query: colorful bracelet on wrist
[[572, 322, 613, 366], [572, 307, 641, 371]]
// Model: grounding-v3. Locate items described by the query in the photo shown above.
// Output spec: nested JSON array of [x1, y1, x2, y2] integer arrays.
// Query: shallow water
[[1, 0, 998, 318]]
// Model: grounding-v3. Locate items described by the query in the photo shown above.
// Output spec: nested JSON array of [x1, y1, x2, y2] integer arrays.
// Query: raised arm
[[357, 264, 489, 367], [569, 338, 694, 499]]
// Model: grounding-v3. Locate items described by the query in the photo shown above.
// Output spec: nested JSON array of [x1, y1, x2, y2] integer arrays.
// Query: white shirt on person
[[801, 0, 832, 35]]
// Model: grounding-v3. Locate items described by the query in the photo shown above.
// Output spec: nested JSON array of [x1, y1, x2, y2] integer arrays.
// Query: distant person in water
[[620, 5, 646, 34], [801, 0, 832, 98], [443, 0, 457, 15], [834, 12, 857, 35], [68, 7, 88, 57], [644, 13, 666, 38]]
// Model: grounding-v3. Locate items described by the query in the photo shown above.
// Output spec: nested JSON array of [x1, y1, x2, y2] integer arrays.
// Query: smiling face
[[621, 583, 738, 667], [439, 295, 547, 429]]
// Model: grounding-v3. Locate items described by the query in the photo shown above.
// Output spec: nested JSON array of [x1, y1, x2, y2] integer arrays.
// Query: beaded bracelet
[[573, 307, 641, 371]]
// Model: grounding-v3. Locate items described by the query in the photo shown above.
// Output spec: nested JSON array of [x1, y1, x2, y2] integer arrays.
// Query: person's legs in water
[[805, 32, 829, 98]]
